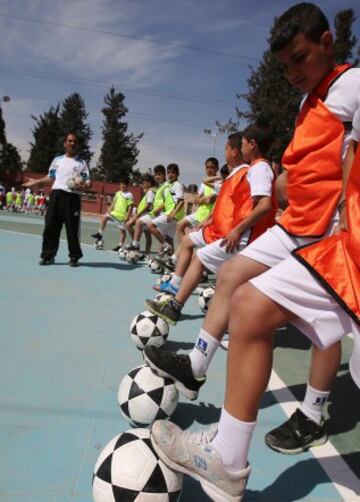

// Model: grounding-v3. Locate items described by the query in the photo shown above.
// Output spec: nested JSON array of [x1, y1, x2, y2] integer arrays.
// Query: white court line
[[269, 370, 360, 501]]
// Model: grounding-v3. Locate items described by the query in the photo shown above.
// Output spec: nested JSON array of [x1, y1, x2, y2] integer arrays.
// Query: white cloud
[[0, 0, 183, 87]]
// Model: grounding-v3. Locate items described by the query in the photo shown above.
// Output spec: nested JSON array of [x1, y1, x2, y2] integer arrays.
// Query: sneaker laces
[[183, 425, 217, 445]]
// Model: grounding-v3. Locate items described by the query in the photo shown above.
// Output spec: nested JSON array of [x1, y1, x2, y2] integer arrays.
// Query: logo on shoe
[[196, 338, 208, 354], [194, 455, 207, 471]]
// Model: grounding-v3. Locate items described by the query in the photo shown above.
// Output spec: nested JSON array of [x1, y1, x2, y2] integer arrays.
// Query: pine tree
[[27, 105, 61, 173], [236, 49, 301, 162], [95, 87, 143, 182], [333, 9, 358, 65], [59, 93, 93, 163], [0, 106, 23, 175]]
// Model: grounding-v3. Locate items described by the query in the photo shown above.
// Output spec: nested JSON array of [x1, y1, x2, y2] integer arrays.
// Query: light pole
[[204, 125, 226, 155]]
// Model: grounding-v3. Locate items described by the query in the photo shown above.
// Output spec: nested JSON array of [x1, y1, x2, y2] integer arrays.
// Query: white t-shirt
[[247, 161, 274, 197], [145, 190, 155, 204], [351, 92, 360, 142], [165, 181, 184, 203], [300, 68, 360, 159], [48, 155, 90, 193]]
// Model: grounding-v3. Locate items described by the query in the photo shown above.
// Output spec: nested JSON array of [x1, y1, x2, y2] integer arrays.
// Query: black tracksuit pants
[[41, 189, 83, 260]]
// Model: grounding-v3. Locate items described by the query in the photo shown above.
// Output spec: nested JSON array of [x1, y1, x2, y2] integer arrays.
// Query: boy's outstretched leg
[[150, 283, 290, 501], [144, 255, 268, 398]]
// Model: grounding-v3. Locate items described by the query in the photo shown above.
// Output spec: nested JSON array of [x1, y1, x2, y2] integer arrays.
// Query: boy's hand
[[22, 178, 36, 188], [220, 227, 243, 253], [333, 207, 348, 234], [167, 213, 175, 222]]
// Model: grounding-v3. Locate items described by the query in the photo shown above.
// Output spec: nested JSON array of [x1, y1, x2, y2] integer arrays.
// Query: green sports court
[[0, 212, 359, 501]]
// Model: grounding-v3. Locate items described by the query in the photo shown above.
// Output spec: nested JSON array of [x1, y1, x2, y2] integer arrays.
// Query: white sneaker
[[220, 333, 229, 351], [151, 420, 250, 501]]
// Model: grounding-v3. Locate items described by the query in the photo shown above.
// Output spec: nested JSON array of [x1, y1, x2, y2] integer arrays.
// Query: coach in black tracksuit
[[24, 133, 91, 267]]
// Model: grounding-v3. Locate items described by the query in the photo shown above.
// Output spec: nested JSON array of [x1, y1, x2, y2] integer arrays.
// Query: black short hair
[[205, 157, 219, 167], [153, 164, 166, 175], [167, 163, 179, 175], [227, 132, 242, 151], [141, 173, 155, 185], [270, 3, 330, 53], [242, 117, 272, 157], [64, 131, 78, 142], [220, 164, 229, 178]]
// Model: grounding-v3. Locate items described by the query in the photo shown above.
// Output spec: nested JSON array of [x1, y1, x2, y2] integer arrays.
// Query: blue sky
[[0, 0, 359, 184]]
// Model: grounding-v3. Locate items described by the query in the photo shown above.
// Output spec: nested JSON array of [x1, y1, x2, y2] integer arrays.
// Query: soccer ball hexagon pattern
[[130, 311, 169, 350], [198, 287, 215, 313]]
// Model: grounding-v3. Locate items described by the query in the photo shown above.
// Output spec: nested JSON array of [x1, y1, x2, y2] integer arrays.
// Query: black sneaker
[[91, 232, 102, 240], [143, 346, 205, 400], [154, 256, 176, 272], [145, 298, 181, 325], [69, 258, 79, 267], [264, 408, 328, 454], [112, 245, 121, 252], [126, 244, 140, 251], [39, 257, 55, 266]]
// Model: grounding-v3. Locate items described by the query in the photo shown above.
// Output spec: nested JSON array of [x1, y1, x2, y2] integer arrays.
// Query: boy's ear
[[320, 31, 333, 54]]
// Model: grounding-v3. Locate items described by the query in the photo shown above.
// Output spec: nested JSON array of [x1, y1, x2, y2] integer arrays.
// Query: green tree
[[0, 106, 23, 176], [27, 105, 61, 173], [333, 9, 358, 65], [235, 49, 301, 162], [59, 93, 93, 163], [95, 86, 143, 182]]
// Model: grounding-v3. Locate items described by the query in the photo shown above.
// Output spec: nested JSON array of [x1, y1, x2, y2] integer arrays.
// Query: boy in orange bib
[[145, 4, 360, 500]]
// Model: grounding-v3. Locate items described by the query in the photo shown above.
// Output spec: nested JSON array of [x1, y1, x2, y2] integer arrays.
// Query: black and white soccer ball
[[156, 273, 173, 286], [118, 249, 127, 260], [118, 364, 179, 427], [93, 428, 183, 502], [126, 250, 140, 264], [130, 311, 169, 350], [148, 259, 164, 274], [94, 240, 104, 250], [198, 286, 215, 313]]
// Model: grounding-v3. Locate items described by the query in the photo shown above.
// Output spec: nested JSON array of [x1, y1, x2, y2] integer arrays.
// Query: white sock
[[170, 274, 183, 288], [300, 384, 330, 425], [132, 240, 140, 247], [212, 407, 256, 471], [189, 328, 220, 378], [98, 229, 102, 235]]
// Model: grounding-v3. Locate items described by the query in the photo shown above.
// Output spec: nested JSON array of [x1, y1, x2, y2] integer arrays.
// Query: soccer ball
[[94, 240, 104, 250], [93, 428, 183, 502], [130, 311, 169, 350], [126, 250, 139, 264], [118, 249, 127, 260], [67, 175, 83, 190], [156, 273, 173, 286], [148, 259, 164, 274], [198, 287, 215, 313], [118, 364, 179, 427]]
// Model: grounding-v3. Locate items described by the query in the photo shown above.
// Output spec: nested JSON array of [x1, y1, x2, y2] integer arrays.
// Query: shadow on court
[[246, 452, 360, 501]]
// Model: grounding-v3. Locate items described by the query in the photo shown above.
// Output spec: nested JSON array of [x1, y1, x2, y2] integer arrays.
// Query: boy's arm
[[23, 175, 53, 188], [275, 170, 288, 209], [167, 199, 184, 221], [221, 196, 272, 253], [335, 139, 358, 233], [202, 175, 222, 187], [136, 202, 152, 218], [153, 202, 164, 216], [125, 204, 134, 221]]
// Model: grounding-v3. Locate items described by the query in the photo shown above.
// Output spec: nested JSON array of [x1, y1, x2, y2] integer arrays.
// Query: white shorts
[[138, 214, 153, 226], [188, 229, 207, 248], [107, 213, 125, 230], [239, 222, 338, 269], [184, 213, 200, 227], [197, 230, 251, 275], [249, 255, 360, 388], [152, 214, 177, 238]]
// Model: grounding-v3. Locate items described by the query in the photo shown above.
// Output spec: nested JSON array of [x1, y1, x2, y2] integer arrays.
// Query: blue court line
[[0, 229, 349, 501]]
